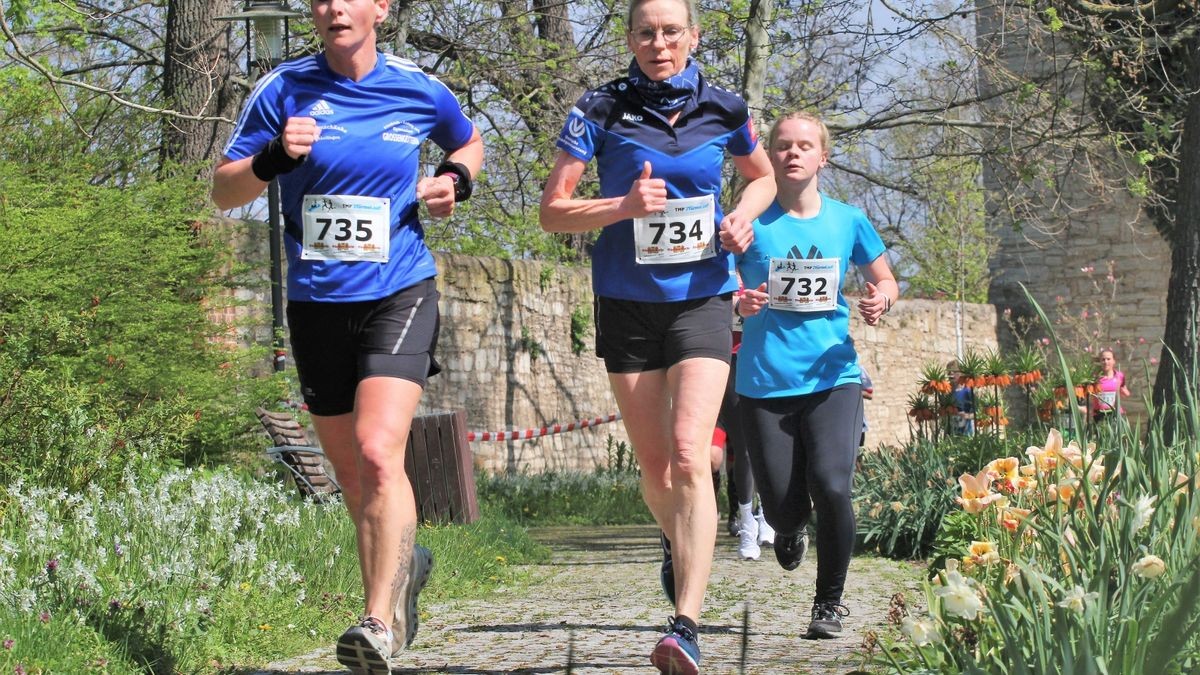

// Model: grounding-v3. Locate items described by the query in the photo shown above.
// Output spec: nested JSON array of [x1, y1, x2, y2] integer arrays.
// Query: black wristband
[[434, 161, 473, 202], [251, 135, 305, 182]]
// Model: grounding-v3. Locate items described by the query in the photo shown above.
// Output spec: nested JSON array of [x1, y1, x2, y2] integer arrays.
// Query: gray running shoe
[[805, 602, 850, 639], [390, 543, 434, 655], [336, 616, 393, 675]]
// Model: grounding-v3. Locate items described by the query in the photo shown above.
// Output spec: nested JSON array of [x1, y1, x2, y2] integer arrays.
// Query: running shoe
[[806, 602, 850, 639], [726, 511, 739, 537], [659, 531, 676, 606], [336, 616, 393, 675], [773, 530, 809, 571], [736, 513, 760, 560], [756, 512, 776, 546], [390, 543, 434, 655], [650, 616, 701, 675]]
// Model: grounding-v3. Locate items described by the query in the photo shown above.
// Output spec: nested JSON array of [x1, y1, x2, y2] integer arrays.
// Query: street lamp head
[[216, 1, 304, 65]]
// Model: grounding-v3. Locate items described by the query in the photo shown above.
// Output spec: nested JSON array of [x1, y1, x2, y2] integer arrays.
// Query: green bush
[[0, 161, 284, 488]]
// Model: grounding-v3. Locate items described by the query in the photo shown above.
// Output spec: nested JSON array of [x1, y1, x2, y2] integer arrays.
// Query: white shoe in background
[[736, 512, 760, 560], [756, 512, 776, 546]]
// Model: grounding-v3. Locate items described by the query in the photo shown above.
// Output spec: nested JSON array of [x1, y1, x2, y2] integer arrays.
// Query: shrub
[[0, 161, 283, 487]]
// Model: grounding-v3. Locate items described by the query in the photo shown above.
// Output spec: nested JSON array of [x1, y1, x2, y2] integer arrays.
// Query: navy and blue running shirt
[[735, 196, 886, 399], [554, 71, 759, 302], [224, 53, 476, 302]]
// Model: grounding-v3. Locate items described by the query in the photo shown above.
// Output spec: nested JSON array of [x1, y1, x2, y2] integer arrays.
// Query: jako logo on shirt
[[382, 120, 420, 145], [309, 99, 335, 116], [622, 112, 644, 123]]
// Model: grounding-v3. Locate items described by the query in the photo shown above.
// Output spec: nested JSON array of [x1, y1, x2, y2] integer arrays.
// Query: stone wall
[[422, 253, 625, 474], [420, 254, 1000, 469], [229, 244, 1002, 472]]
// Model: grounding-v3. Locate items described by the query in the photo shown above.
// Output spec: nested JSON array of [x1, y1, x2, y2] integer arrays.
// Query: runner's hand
[[619, 161, 667, 218], [417, 175, 457, 218], [719, 209, 754, 253], [281, 117, 320, 159], [738, 283, 768, 317], [858, 282, 888, 326]]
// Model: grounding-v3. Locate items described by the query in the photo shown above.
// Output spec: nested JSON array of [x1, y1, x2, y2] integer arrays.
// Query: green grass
[[476, 469, 656, 526], [0, 468, 546, 673]]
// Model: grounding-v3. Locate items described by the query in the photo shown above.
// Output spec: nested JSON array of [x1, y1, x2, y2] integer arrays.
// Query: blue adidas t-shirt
[[224, 53, 475, 302], [554, 72, 758, 302], [735, 196, 886, 398]]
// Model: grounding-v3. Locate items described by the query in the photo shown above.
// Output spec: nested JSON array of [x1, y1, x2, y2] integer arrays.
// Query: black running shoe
[[805, 602, 850, 639], [773, 530, 809, 571], [659, 531, 676, 606]]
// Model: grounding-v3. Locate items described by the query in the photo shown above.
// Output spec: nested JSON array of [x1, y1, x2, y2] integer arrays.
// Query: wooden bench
[[255, 407, 342, 503], [255, 407, 479, 525]]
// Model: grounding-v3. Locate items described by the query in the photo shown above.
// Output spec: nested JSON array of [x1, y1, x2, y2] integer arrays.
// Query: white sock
[[738, 503, 754, 522]]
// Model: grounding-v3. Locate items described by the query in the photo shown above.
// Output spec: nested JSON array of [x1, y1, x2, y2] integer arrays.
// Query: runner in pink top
[[1092, 348, 1132, 422]]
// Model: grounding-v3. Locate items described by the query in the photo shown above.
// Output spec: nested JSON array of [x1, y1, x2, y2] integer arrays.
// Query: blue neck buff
[[627, 57, 701, 114]]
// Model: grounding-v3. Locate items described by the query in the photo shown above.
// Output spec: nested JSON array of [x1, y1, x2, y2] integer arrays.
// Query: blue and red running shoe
[[650, 616, 701, 675]]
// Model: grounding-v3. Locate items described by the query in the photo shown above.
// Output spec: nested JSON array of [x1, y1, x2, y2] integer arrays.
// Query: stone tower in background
[[975, 1, 1170, 418]]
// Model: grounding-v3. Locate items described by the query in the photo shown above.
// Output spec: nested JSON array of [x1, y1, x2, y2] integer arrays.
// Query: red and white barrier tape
[[466, 413, 622, 442]]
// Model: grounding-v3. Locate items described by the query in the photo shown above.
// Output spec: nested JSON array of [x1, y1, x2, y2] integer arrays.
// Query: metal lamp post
[[216, 1, 303, 372]]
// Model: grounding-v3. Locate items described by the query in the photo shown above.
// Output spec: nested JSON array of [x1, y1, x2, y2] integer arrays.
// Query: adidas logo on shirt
[[309, 99, 335, 116]]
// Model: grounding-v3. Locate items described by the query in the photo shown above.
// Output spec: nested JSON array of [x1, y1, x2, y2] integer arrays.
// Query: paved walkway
[[253, 525, 924, 674]]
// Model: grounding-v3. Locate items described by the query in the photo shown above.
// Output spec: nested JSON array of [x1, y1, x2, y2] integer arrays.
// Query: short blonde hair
[[767, 111, 831, 153], [627, 0, 699, 27]]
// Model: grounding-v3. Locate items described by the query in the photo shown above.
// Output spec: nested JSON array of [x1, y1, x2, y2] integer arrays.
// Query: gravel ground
[[251, 524, 925, 674]]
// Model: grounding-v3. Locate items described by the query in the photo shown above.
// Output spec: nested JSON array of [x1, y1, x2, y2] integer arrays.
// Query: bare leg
[[610, 357, 727, 620], [311, 376, 422, 626]]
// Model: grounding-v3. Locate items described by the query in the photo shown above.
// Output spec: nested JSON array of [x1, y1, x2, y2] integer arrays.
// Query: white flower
[[933, 567, 985, 619], [1132, 554, 1166, 579], [900, 616, 942, 646], [1057, 585, 1098, 614], [1131, 494, 1156, 532]]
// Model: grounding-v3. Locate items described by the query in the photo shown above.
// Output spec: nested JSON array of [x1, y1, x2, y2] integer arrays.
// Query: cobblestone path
[[253, 525, 924, 674]]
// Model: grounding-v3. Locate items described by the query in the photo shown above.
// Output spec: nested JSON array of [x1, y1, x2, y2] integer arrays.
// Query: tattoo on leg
[[389, 521, 417, 611]]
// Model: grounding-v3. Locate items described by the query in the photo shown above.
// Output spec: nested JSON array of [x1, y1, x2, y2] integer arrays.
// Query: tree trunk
[[160, 0, 237, 178], [741, 0, 773, 117], [1152, 48, 1200, 438]]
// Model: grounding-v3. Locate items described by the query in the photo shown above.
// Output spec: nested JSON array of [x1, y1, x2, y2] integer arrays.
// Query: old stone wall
[[420, 255, 1000, 470], [229, 244, 1002, 472]]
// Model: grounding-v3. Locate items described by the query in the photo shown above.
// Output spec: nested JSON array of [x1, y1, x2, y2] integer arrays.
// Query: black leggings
[[740, 384, 861, 604], [720, 354, 755, 506]]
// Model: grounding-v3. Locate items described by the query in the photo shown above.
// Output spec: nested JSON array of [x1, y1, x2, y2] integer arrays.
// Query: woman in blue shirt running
[[735, 111, 898, 642], [539, 1, 775, 672], [212, 1, 483, 672]]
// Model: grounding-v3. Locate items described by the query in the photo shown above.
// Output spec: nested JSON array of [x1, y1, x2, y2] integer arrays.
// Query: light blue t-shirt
[[735, 196, 886, 398], [224, 53, 476, 302]]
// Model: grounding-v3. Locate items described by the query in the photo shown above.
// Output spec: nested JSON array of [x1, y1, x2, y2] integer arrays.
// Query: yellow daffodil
[[969, 541, 1001, 567], [999, 506, 1031, 533], [957, 468, 1007, 514], [1132, 554, 1166, 579]]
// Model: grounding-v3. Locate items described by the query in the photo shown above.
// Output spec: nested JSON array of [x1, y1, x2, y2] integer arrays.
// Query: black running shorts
[[287, 277, 441, 416], [594, 293, 733, 373]]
